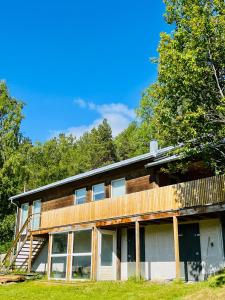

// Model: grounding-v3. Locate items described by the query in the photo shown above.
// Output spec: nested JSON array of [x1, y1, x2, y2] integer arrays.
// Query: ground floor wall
[[32, 243, 48, 273], [121, 219, 225, 281], [32, 217, 225, 281]]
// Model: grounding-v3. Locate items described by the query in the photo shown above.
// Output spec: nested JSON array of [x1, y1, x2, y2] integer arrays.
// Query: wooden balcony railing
[[40, 175, 225, 229]]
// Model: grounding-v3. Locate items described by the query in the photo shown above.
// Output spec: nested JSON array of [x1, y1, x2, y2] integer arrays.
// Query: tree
[[0, 81, 24, 217], [115, 121, 148, 160], [76, 119, 117, 170], [138, 0, 225, 172]]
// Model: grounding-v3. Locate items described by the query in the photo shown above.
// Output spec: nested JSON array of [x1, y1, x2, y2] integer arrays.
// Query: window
[[32, 200, 41, 230], [92, 183, 105, 201], [111, 178, 126, 198], [75, 188, 86, 205], [20, 203, 29, 234], [72, 230, 92, 279], [50, 233, 68, 279]]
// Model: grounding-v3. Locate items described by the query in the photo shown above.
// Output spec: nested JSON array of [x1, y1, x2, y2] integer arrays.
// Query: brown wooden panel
[[126, 175, 151, 194], [42, 195, 74, 212]]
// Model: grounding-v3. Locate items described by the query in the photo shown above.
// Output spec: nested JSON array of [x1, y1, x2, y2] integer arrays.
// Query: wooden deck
[[40, 175, 225, 229]]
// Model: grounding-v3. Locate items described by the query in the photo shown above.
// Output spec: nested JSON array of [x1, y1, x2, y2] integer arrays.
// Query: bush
[[0, 214, 15, 254], [208, 273, 225, 287]]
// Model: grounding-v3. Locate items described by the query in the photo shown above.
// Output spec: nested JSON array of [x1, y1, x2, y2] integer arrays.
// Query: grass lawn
[[1, 280, 225, 300]]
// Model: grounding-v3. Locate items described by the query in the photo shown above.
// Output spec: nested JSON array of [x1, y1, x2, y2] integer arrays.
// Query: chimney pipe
[[150, 140, 158, 157]]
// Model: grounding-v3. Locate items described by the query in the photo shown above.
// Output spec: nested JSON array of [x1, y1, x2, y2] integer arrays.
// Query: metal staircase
[[0, 215, 47, 273]]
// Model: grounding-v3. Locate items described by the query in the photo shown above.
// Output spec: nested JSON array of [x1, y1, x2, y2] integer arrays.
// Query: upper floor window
[[75, 188, 86, 205], [111, 178, 126, 198], [92, 183, 105, 201]]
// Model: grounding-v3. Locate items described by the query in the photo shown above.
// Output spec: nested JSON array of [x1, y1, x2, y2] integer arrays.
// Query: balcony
[[39, 175, 225, 230]]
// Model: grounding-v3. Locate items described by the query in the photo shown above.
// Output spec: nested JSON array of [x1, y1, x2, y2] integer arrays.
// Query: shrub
[[208, 273, 225, 287]]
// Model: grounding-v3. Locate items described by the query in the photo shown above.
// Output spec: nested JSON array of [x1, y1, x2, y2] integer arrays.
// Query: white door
[[98, 230, 116, 281], [20, 203, 29, 234], [32, 200, 41, 230]]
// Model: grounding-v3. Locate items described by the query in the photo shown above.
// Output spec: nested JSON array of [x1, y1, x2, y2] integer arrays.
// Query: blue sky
[[0, 0, 171, 142]]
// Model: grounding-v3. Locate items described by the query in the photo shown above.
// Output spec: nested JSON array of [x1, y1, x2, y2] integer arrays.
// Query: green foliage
[[0, 214, 15, 253], [138, 0, 225, 172], [208, 272, 225, 287], [0, 81, 24, 218], [114, 122, 147, 160]]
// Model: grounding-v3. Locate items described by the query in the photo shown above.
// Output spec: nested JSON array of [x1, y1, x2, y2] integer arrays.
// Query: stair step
[[2, 236, 47, 271]]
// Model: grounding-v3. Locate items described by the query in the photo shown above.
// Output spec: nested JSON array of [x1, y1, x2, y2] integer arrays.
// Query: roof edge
[[10, 145, 175, 201]]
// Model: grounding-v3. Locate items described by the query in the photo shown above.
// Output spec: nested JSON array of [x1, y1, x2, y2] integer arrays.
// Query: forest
[[0, 0, 224, 252]]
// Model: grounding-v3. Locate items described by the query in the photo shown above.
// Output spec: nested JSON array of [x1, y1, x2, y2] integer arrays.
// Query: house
[[2, 141, 225, 282]]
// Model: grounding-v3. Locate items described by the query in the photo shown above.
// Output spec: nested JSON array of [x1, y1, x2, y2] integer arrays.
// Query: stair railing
[[1, 215, 32, 269]]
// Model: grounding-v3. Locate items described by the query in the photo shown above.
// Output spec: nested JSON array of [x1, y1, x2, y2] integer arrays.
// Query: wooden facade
[[36, 175, 225, 231]]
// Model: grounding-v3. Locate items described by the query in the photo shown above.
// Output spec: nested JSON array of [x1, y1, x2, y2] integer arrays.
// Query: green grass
[[1, 279, 223, 300]]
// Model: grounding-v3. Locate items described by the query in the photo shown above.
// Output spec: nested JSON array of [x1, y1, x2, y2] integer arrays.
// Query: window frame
[[92, 183, 105, 201], [20, 202, 29, 233], [50, 232, 69, 280], [32, 199, 41, 230], [74, 188, 87, 205], [111, 177, 126, 198], [70, 229, 92, 281]]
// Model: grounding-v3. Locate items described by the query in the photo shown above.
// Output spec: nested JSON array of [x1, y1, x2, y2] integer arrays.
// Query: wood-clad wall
[[40, 175, 225, 229], [16, 158, 213, 234], [20, 160, 154, 212]]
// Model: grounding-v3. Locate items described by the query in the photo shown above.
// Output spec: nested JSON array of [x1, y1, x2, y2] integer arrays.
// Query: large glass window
[[111, 178, 126, 197], [50, 233, 68, 279], [75, 188, 87, 205], [92, 183, 105, 201], [72, 230, 92, 279], [52, 233, 68, 254], [51, 257, 67, 279]]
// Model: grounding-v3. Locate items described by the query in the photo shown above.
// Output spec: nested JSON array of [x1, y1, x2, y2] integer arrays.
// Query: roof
[[10, 145, 175, 201], [145, 154, 180, 168]]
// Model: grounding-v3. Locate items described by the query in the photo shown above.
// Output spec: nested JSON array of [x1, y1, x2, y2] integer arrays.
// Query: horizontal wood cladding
[[41, 174, 151, 212], [18, 159, 213, 217], [40, 175, 225, 229], [20, 160, 153, 211], [42, 195, 74, 211], [126, 175, 153, 194]]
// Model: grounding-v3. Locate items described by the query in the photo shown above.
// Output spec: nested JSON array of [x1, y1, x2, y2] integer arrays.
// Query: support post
[[91, 226, 98, 281], [66, 232, 73, 280], [28, 234, 33, 273], [173, 216, 180, 279], [47, 234, 53, 279], [135, 221, 141, 278]]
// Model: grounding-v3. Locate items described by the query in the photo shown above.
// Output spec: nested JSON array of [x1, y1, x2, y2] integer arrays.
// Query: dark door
[[179, 223, 202, 281], [127, 228, 145, 262]]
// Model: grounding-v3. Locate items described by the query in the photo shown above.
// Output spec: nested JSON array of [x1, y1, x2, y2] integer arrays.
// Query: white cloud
[[74, 98, 87, 108], [51, 99, 135, 138]]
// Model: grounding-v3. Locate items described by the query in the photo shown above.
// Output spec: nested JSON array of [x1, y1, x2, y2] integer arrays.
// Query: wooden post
[[28, 234, 33, 273], [173, 216, 180, 279], [135, 221, 141, 278], [66, 232, 73, 280], [47, 234, 53, 279], [91, 227, 98, 281]]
